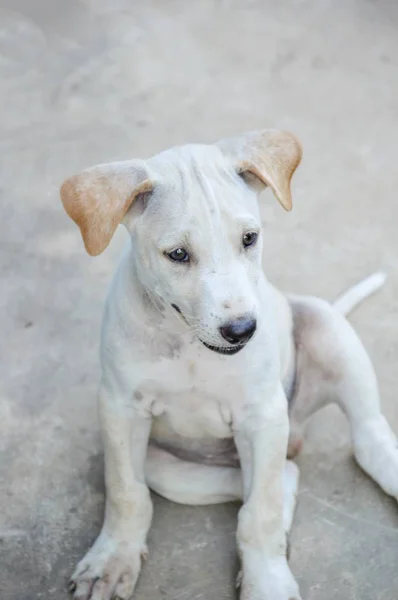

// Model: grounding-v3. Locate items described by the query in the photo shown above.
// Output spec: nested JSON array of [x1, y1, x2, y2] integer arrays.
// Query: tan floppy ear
[[217, 129, 302, 211], [60, 160, 153, 256]]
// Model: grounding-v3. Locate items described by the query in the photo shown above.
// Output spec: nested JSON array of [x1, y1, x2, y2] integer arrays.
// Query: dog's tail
[[333, 271, 387, 316]]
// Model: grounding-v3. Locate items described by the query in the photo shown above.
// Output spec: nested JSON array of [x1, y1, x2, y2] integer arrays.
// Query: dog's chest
[[136, 341, 248, 439]]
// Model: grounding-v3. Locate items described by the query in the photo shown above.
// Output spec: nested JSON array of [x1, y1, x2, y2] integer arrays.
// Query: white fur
[[333, 271, 387, 315], [64, 137, 398, 600]]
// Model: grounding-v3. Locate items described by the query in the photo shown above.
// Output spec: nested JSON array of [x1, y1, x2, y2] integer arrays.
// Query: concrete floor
[[1, 1, 398, 599]]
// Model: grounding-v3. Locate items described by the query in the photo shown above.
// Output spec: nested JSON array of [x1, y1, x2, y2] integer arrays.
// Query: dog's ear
[[60, 161, 154, 256], [217, 129, 302, 211]]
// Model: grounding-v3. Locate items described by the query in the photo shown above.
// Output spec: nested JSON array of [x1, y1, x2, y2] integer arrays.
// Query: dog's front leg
[[234, 383, 301, 600], [69, 383, 153, 600]]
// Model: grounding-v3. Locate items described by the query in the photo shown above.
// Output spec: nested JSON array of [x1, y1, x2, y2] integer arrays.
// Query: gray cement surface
[[1, 1, 398, 599]]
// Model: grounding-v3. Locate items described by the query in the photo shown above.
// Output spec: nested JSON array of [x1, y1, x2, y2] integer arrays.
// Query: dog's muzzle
[[171, 304, 256, 356]]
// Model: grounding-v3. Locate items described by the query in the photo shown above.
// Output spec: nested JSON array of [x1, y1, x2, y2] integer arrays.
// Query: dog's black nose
[[219, 316, 257, 345]]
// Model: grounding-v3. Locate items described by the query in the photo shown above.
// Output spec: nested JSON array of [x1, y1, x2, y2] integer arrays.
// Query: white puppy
[[60, 130, 398, 600]]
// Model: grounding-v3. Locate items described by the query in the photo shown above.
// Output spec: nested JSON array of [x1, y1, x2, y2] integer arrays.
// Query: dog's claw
[[236, 569, 243, 588], [67, 580, 76, 594], [140, 545, 149, 561], [286, 534, 291, 561]]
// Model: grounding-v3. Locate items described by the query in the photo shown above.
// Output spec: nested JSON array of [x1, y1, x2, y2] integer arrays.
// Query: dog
[[60, 129, 398, 600]]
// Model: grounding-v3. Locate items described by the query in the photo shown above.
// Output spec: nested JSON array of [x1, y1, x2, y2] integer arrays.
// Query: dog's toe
[[69, 535, 144, 600], [112, 571, 137, 600]]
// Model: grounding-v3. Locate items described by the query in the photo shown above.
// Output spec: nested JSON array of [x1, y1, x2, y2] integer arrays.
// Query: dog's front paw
[[239, 554, 301, 600], [68, 531, 146, 600]]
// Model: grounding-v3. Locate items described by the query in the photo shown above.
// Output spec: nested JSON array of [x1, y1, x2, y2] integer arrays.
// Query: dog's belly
[[139, 331, 295, 466], [147, 350, 297, 468], [149, 381, 239, 467], [150, 414, 240, 468], [148, 366, 239, 465]]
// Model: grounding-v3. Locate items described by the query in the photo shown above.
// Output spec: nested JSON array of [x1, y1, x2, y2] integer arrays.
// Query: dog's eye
[[167, 248, 190, 263], [242, 232, 258, 248]]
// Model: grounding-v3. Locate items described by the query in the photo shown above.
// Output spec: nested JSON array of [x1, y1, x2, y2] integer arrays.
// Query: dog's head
[[60, 130, 301, 355]]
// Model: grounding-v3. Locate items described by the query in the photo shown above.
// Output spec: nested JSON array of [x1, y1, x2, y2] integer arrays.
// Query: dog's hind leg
[[289, 295, 398, 501], [145, 445, 299, 532], [146, 443, 242, 505]]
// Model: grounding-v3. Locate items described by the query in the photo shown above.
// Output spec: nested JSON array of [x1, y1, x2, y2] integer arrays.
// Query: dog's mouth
[[171, 304, 248, 356], [200, 341, 246, 355], [171, 303, 189, 324]]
